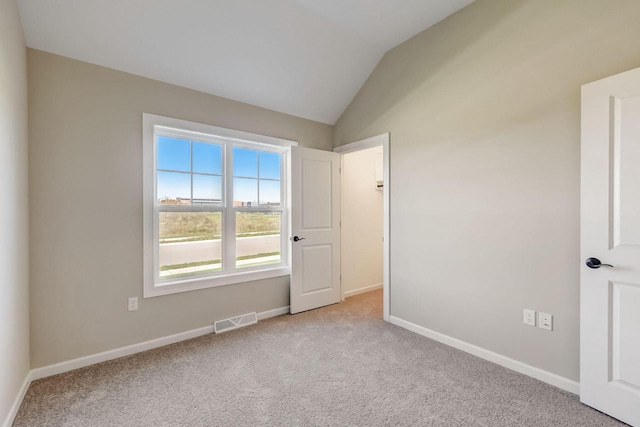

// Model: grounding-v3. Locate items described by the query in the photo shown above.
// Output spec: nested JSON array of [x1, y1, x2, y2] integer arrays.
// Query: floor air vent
[[214, 312, 258, 334]]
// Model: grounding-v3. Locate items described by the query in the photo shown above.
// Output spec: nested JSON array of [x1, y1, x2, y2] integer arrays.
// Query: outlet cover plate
[[539, 312, 552, 331], [523, 309, 536, 327]]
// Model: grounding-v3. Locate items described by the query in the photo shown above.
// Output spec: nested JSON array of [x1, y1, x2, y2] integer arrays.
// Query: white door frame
[[334, 133, 390, 322]]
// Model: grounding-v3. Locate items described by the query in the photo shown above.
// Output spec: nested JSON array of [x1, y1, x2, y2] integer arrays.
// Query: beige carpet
[[15, 290, 624, 426]]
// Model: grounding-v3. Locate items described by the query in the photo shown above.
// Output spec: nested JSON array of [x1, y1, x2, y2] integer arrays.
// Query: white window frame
[[143, 113, 296, 298]]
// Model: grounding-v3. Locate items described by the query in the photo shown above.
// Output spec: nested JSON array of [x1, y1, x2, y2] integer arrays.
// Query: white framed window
[[143, 114, 296, 298]]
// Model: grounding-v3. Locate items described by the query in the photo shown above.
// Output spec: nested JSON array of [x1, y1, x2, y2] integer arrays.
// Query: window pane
[[236, 212, 281, 268], [259, 151, 281, 179], [158, 212, 222, 278], [193, 142, 222, 175], [157, 171, 191, 205], [233, 147, 258, 178], [259, 180, 281, 206], [157, 136, 190, 172], [233, 178, 257, 207], [193, 174, 222, 206]]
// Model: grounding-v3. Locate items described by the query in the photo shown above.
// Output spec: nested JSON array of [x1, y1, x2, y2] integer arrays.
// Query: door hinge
[[339, 167, 341, 173]]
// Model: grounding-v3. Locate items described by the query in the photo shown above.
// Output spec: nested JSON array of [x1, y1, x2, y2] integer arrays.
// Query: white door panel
[[612, 94, 640, 247], [290, 147, 341, 314], [301, 158, 333, 229], [581, 67, 640, 426], [612, 282, 640, 388], [301, 245, 333, 294]]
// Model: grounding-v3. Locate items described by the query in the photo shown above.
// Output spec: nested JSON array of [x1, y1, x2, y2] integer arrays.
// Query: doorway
[[334, 134, 390, 321]]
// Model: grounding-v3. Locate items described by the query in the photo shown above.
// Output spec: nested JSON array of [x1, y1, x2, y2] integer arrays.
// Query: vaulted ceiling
[[17, 0, 474, 124]]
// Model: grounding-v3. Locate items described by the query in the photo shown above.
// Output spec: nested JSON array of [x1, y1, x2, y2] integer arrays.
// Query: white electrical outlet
[[539, 312, 553, 331], [523, 309, 536, 327], [128, 297, 138, 312]]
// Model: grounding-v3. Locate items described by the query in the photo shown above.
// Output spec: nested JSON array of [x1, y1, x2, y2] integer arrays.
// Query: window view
[[159, 212, 222, 278], [155, 132, 285, 282], [157, 136, 223, 206], [236, 212, 281, 268], [233, 148, 282, 268]]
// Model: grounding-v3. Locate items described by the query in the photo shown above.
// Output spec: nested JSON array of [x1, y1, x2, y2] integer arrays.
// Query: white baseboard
[[31, 305, 290, 381], [4, 305, 290, 427], [256, 305, 290, 320], [344, 283, 383, 298], [389, 315, 580, 395], [30, 325, 216, 381], [2, 373, 32, 427]]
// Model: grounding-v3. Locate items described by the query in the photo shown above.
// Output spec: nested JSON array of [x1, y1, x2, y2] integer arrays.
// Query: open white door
[[581, 67, 640, 426], [290, 147, 341, 314]]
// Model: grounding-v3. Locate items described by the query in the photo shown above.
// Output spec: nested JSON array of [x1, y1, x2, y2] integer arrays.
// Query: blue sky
[[156, 136, 281, 205]]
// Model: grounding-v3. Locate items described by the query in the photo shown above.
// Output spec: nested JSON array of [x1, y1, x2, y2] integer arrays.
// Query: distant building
[[158, 197, 221, 206], [159, 197, 279, 208]]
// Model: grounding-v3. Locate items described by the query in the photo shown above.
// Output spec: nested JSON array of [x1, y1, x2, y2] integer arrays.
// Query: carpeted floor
[[15, 289, 624, 426]]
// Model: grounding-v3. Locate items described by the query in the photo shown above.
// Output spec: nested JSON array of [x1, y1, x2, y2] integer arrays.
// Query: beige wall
[[342, 147, 383, 295], [334, 0, 640, 381], [28, 49, 333, 368], [0, 0, 30, 422]]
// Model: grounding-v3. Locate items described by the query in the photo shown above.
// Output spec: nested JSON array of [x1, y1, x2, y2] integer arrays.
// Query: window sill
[[143, 266, 291, 298]]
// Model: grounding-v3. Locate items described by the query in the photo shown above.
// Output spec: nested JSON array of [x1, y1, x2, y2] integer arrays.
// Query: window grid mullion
[[190, 140, 193, 205], [225, 142, 236, 274], [280, 152, 287, 267]]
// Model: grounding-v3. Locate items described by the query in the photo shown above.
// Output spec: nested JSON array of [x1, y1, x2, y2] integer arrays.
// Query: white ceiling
[[17, 0, 474, 124]]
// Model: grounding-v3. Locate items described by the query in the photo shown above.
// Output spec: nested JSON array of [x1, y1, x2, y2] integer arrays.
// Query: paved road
[[159, 255, 281, 278], [159, 235, 280, 266]]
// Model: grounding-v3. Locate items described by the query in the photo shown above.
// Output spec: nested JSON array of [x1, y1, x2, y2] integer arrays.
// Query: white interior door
[[290, 147, 341, 314], [581, 67, 640, 426]]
